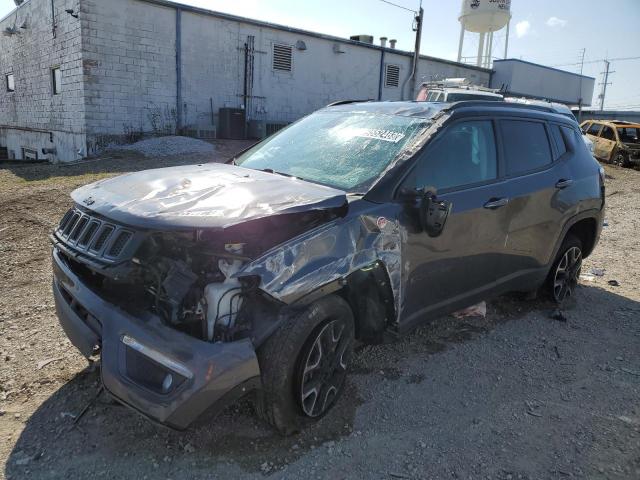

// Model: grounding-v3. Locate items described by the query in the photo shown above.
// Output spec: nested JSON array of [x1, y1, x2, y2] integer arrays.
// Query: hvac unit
[[218, 108, 246, 139]]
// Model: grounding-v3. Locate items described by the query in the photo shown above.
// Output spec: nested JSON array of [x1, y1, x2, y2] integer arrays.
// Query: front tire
[[255, 295, 354, 435], [546, 235, 583, 303]]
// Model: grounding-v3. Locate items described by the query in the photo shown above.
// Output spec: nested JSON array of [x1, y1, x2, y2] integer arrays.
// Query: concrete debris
[[183, 443, 195, 453], [590, 268, 605, 276], [36, 357, 63, 370], [111, 136, 215, 158], [452, 301, 486, 319]]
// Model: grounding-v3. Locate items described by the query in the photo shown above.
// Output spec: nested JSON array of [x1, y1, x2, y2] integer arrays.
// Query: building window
[[6, 73, 14, 92], [272, 44, 293, 72], [52, 67, 62, 95], [384, 64, 400, 88]]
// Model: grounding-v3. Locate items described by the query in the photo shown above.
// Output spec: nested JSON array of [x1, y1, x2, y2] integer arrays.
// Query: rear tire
[[255, 294, 354, 435], [545, 234, 583, 304], [614, 151, 631, 168]]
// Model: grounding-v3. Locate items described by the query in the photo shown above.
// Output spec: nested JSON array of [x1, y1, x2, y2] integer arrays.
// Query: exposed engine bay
[[54, 208, 338, 344]]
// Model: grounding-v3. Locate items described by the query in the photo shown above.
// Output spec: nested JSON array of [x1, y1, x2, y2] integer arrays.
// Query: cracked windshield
[[236, 111, 430, 192]]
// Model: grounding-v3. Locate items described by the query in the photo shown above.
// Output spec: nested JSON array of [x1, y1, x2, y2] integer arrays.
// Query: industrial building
[[1, 0, 594, 162], [1, 0, 494, 162]]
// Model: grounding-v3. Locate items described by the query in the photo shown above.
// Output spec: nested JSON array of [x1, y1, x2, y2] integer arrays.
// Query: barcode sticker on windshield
[[355, 129, 406, 143]]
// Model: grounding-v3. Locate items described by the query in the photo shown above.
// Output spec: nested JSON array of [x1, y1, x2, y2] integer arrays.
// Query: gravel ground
[[0, 147, 638, 480], [109, 136, 216, 157]]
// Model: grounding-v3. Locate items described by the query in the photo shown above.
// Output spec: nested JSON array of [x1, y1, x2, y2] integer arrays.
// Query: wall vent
[[21, 147, 38, 161], [384, 64, 400, 88], [273, 44, 293, 72]]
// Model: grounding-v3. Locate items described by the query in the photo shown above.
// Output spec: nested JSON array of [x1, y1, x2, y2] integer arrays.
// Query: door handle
[[555, 179, 573, 189], [483, 197, 509, 209]]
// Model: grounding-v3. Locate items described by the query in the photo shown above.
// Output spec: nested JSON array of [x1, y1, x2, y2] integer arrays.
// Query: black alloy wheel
[[298, 318, 351, 418], [552, 245, 582, 303]]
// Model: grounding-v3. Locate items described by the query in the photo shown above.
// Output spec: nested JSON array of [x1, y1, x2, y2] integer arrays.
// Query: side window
[[435, 92, 445, 101], [549, 124, 567, 159], [5, 73, 14, 92], [561, 126, 580, 152], [501, 120, 553, 176], [52, 67, 62, 95], [600, 126, 615, 141], [410, 120, 497, 191], [581, 122, 590, 134], [587, 123, 602, 136]]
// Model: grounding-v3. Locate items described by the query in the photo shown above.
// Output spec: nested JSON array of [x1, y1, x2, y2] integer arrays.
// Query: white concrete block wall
[[0, 0, 85, 161], [80, 0, 177, 154]]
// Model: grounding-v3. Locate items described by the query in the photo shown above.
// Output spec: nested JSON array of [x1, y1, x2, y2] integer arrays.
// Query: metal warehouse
[[0, 0, 493, 162]]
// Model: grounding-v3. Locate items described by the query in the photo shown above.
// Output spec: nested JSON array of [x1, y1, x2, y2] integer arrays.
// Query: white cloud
[[515, 20, 531, 38], [546, 16, 568, 28]]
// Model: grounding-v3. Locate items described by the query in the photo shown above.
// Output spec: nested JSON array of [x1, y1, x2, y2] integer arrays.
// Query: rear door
[[398, 117, 509, 328], [498, 118, 573, 287], [598, 125, 617, 161]]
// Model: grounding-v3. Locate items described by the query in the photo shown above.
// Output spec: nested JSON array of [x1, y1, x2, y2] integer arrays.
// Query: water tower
[[456, 0, 512, 68]]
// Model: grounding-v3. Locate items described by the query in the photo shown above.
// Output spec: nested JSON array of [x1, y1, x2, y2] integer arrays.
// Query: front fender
[[236, 213, 405, 322]]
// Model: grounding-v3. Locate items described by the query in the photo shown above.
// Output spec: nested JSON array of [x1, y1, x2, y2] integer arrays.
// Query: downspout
[[175, 8, 182, 134], [51, 0, 56, 38], [378, 49, 385, 101]]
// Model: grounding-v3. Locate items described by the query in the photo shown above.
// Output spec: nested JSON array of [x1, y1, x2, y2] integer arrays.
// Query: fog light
[[121, 335, 193, 380]]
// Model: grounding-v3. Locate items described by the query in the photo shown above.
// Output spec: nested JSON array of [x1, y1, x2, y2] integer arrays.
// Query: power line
[[553, 56, 640, 68], [379, 0, 417, 14]]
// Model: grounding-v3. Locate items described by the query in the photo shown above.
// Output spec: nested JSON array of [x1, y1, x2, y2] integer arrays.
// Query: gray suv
[[51, 101, 605, 434]]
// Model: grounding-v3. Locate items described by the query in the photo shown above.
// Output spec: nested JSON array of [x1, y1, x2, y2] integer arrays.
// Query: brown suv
[[580, 119, 640, 167]]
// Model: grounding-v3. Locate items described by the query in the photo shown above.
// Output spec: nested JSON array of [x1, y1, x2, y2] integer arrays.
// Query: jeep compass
[[51, 101, 605, 434]]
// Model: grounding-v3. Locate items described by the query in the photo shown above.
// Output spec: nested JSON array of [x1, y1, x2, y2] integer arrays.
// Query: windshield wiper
[[258, 168, 311, 183], [259, 168, 294, 177]]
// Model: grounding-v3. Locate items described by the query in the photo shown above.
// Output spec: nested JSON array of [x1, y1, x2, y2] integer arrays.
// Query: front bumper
[[51, 247, 261, 429]]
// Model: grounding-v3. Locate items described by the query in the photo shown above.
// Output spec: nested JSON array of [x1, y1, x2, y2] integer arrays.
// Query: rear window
[[549, 124, 567, 159], [617, 127, 640, 144], [501, 120, 553, 176]]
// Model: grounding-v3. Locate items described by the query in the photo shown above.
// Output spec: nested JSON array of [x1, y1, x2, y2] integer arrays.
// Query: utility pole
[[598, 60, 614, 111], [577, 48, 585, 123], [379, 0, 423, 100], [408, 5, 424, 100]]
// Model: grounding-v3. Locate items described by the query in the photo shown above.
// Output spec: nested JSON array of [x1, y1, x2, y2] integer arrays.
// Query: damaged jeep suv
[[51, 101, 604, 434]]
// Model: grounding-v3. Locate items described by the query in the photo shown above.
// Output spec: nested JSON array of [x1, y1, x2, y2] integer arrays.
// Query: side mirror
[[419, 188, 452, 237]]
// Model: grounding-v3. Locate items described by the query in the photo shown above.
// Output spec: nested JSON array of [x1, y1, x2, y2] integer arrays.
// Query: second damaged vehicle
[[52, 101, 604, 434]]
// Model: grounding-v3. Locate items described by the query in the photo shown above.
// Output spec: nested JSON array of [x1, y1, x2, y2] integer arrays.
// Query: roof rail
[[444, 100, 559, 114], [326, 99, 373, 107]]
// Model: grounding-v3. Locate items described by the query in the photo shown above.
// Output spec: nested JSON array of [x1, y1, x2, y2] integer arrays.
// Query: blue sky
[[2, 0, 639, 108]]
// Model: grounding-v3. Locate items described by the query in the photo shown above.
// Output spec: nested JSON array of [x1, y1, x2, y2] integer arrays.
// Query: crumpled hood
[[71, 163, 347, 229]]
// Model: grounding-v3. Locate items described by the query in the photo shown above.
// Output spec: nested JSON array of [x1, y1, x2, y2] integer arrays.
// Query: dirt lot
[[0, 145, 639, 480]]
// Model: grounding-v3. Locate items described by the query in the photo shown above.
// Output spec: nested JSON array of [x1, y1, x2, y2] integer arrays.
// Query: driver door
[[398, 118, 509, 330]]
